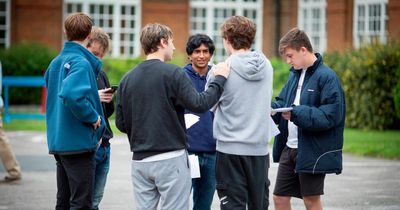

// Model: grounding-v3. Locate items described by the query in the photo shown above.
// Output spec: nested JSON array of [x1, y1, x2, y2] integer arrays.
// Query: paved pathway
[[1, 131, 399, 210]]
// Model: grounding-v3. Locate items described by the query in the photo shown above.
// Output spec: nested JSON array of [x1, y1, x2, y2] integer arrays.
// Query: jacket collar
[[290, 53, 322, 75], [183, 63, 211, 79], [63, 41, 102, 75]]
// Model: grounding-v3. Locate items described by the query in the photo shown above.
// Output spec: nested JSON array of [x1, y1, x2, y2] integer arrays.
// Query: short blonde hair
[[87, 26, 111, 55], [140, 23, 173, 55]]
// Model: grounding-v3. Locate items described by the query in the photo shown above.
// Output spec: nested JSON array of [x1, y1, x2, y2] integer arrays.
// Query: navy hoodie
[[183, 64, 216, 153]]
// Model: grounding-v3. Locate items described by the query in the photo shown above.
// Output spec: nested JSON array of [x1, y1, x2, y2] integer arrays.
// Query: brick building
[[1, 0, 399, 60]]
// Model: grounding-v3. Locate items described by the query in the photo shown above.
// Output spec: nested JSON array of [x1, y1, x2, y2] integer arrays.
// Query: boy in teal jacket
[[44, 13, 105, 209]]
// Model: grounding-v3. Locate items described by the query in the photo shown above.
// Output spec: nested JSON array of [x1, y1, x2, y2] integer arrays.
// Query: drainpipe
[[275, 0, 281, 56]]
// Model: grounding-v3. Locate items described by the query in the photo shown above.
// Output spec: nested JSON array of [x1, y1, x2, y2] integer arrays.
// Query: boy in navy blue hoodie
[[183, 34, 216, 210], [45, 13, 105, 209]]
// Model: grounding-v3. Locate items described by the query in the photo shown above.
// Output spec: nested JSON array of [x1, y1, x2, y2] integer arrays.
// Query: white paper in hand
[[272, 107, 293, 113], [184, 114, 200, 129], [189, 155, 201, 178]]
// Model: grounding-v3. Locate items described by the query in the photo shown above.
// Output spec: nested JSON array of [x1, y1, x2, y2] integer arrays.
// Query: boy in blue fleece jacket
[[44, 13, 105, 209]]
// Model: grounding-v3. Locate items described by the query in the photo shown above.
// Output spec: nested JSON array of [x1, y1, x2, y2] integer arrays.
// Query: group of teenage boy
[[44, 12, 345, 210]]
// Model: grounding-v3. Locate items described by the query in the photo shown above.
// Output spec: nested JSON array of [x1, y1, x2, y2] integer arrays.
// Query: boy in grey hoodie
[[207, 16, 276, 210]]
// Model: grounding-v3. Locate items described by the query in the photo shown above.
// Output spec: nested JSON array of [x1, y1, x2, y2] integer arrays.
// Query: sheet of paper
[[189, 154, 201, 178], [269, 116, 280, 137], [271, 107, 293, 113], [184, 114, 200, 129]]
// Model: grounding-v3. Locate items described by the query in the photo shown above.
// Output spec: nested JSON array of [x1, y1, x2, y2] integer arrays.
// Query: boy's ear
[[299, 46, 308, 54], [85, 31, 92, 42], [159, 38, 168, 49]]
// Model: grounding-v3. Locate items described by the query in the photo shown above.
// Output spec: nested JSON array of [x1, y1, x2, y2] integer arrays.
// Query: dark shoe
[[4, 175, 21, 182]]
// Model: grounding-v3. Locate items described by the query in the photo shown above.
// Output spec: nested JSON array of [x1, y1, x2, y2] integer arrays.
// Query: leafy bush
[[102, 57, 143, 85], [325, 42, 400, 130], [102, 53, 189, 85], [0, 42, 57, 104], [270, 57, 290, 97], [395, 67, 400, 118]]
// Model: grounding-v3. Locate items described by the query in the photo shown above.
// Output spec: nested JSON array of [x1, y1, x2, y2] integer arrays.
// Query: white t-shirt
[[286, 69, 306, 149]]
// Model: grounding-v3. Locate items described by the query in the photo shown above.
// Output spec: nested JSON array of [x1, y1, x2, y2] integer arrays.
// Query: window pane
[[64, 0, 141, 57], [191, 0, 261, 61], [354, 0, 387, 48], [298, 0, 326, 53]]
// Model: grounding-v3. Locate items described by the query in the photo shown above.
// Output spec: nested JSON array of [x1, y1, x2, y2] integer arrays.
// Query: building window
[[64, 0, 141, 58], [0, 0, 10, 49], [298, 0, 326, 53], [353, 0, 388, 48], [190, 0, 263, 62]]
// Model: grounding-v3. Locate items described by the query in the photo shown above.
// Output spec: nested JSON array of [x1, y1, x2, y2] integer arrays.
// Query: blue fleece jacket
[[45, 41, 105, 155], [183, 64, 216, 153]]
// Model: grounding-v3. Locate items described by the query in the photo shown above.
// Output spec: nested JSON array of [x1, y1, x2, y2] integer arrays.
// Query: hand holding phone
[[99, 86, 117, 103], [104, 85, 118, 93]]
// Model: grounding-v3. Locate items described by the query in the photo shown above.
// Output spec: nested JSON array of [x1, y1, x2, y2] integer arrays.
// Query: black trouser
[[216, 151, 270, 210], [54, 152, 96, 210]]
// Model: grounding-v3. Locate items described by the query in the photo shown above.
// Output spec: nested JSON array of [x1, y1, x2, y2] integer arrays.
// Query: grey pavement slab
[[1, 131, 399, 210]]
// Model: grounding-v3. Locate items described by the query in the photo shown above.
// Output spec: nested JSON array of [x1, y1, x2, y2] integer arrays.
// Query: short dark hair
[[140, 23, 173, 55], [64, 13, 93, 41], [185, 34, 215, 55], [279, 28, 313, 55], [220, 15, 256, 50]]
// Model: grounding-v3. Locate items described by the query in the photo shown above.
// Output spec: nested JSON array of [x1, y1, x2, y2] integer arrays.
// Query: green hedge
[[395, 68, 400, 118], [325, 42, 400, 130], [270, 57, 291, 97], [0, 42, 57, 104], [102, 53, 188, 85]]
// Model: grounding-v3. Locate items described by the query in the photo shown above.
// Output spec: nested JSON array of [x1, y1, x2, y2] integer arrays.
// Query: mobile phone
[[104, 85, 118, 93]]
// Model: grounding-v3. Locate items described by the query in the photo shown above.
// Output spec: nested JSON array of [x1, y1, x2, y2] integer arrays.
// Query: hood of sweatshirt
[[229, 51, 267, 81]]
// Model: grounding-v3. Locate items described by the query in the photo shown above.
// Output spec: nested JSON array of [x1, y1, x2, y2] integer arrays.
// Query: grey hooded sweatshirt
[[207, 51, 275, 156]]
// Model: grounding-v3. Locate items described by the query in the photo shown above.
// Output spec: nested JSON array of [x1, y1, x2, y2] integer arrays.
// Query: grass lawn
[[4, 119, 400, 159], [343, 128, 400, 160]]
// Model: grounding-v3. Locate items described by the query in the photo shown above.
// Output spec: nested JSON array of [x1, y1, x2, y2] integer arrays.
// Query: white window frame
[[64, 0, 141, 58], [353, 0, 388, 48], [297, 0, 327, 54], [0, 0, 11, 48], [189, 0, 263, 62]]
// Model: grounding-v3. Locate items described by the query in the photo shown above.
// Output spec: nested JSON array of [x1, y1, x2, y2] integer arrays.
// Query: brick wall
[[142, 0, 189, 56], [388, 0, 400, 41], [326, 0, 353, 53], [11, 0, 63, 51]]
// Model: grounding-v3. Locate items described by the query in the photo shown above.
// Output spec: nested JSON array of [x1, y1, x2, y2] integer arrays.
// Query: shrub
[[0, 42, 57, 104], [102, 53, 190, 85], [325, 42, 400, 130], [102, 57, 143, 85], [270, 57, 290, 97], [395, 67, 400, 118]]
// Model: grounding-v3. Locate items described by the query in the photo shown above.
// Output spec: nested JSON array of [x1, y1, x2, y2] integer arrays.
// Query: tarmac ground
[[1, 131, 399, 210]]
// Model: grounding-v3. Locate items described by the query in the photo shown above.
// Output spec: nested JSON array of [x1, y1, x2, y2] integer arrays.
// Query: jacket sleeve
[[59, 61, 100, 124], [101, 71, 115, 118], [291, 75, 345, 131], [174, 68, 226, 113], [115, 82, 126, 133]]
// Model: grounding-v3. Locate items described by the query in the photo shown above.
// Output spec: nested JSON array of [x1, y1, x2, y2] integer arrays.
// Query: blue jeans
[[93, 145, 111, 210], [191, 152, 216, 210]]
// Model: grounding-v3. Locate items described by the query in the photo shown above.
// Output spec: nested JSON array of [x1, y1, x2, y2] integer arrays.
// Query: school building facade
[[1, 0, 400, 61]]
